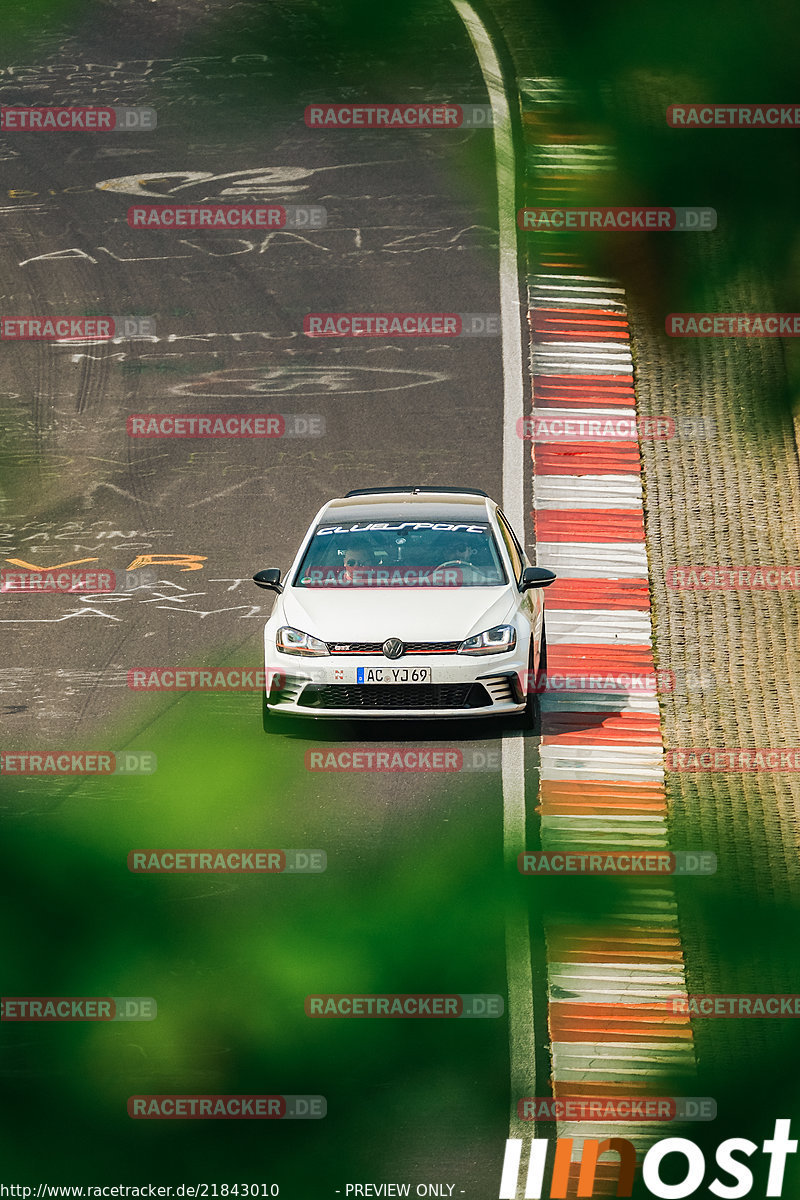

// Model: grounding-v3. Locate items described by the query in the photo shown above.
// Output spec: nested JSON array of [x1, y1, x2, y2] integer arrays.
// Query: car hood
[[279, 585, 516, 643]]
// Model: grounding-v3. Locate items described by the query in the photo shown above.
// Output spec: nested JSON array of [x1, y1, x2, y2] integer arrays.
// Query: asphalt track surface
[[0, 1, 542, 1193]]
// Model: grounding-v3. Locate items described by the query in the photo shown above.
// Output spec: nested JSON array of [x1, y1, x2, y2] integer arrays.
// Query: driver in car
[[446, 534, 480, 565], [340, 540, 378, 585]]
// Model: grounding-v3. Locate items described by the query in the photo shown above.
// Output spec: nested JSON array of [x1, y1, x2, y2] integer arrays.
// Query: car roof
[[321, 490, 495, 523]]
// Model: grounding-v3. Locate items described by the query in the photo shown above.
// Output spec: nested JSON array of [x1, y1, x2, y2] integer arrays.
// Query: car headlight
[[458, 624, 517, 655], [276, 626, 330, 656]]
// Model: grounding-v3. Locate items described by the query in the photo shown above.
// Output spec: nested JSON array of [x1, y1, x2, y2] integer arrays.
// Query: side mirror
[[253, 568, 283, 593], [520, 566, 557, 591]]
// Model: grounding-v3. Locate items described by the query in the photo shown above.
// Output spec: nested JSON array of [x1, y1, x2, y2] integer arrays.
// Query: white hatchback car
[[253, 487, 555, 723]]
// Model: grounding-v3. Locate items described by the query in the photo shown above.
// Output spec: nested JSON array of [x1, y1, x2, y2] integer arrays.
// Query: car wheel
[[518, 639, 541, 731], [262, 690, 287, 734], [538, 614, 547, 681]]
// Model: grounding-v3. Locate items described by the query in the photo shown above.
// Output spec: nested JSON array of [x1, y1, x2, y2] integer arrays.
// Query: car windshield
[[293, 519, 507, 588]]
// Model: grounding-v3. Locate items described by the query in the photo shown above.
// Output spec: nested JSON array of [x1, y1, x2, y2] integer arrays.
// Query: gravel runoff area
[[629, 239, 800, 1078]]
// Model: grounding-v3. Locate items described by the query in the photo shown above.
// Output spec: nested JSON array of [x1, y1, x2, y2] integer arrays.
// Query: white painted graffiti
[[169, 365, 450, 397], [96, 167, 313, 201], [17, 224, 493, 269], [94, 161, 395, 202]]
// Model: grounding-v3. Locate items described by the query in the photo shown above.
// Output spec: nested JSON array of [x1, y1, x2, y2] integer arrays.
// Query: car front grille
[[297, 683, 492, 710], [325, 641, 461, 655]]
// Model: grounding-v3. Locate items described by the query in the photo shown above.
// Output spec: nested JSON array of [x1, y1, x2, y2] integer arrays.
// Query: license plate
[[356, 667, 431, 684]]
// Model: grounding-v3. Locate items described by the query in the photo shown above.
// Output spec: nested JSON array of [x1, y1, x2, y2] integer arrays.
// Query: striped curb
[[520, 77, 697, 1193]]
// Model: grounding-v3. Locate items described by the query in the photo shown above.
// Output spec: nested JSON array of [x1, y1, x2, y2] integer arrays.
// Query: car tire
[[262, 690, 287, 734], [518, 639, 541, 731], [538, 614, 547, 681]]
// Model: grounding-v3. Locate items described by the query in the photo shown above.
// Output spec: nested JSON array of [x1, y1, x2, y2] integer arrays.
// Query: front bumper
[[263, 651, 528, 720]]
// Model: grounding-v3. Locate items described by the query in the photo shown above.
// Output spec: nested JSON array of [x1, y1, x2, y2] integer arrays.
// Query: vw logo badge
[[383, 637, 405, 660]]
